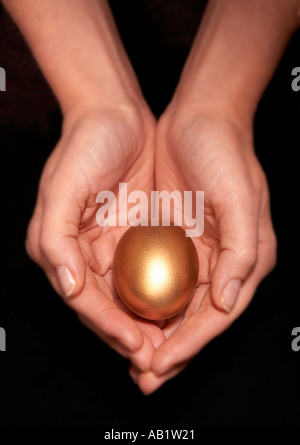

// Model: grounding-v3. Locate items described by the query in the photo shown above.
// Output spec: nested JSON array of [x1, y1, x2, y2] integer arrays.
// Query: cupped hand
[[131, 104, 277, 393], [25, 103, 165, 372]]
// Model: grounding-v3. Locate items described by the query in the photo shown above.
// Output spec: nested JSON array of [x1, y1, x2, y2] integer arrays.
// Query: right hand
[[131, 103, 277, 393], [26, 103, 165, 372]]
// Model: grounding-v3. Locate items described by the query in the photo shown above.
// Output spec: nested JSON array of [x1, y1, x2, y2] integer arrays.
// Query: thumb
[[211, 200, 258, 312], [38, 187, 86, 298]]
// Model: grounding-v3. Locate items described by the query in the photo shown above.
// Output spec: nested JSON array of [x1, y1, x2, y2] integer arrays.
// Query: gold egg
[[113, 221, 199, 320]]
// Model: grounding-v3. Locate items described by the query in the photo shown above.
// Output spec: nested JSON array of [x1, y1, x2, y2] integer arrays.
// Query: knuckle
[[237, 245, 258, 270], [39, 234, 55, 259]]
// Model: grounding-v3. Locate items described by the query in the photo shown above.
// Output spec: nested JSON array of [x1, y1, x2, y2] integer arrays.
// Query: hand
[[25, 103, 165, 372], [131, 104, 277, 393]]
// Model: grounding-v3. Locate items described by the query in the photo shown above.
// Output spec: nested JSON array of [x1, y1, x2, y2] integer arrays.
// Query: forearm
[[2, 0, 143, 114], [173, 0, 300, 122]]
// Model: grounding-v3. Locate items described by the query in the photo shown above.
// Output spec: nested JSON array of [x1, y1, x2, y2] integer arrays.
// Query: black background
[[0, 0, 300, 426]]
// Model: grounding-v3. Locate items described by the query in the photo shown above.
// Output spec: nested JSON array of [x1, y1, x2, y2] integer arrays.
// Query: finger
[[211, 193, 259, 312], [135, 319, 166, 350], [151, 263, 265, 377], [37, 178, 87, 298], [129, 363, 140, 384], [70, 267, 144, 353], [79, 313, 155, 372], [161, 283, 209, 340], [131, 361, 190, 395], [104, 278, 166, 351], [25, 195, 44, 264]]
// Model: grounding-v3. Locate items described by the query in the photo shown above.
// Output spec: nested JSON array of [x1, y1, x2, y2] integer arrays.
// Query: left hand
[[26, 104, 166, 373]]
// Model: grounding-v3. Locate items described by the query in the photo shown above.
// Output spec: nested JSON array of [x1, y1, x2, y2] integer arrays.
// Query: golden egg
[[113, 222, 199, 320]]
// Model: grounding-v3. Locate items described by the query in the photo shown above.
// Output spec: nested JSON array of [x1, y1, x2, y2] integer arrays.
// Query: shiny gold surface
[[113, 222, 199, 320]]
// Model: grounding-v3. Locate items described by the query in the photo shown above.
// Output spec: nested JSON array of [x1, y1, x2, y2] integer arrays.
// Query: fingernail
[[56, 265, 76, 297], [220, 279, 242, 312]]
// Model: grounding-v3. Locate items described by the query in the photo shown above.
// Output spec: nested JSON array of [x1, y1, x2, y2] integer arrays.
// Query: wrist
[[59, 79, 148, 119], [165, 93, 253, 136], [61, 95, 154, 146]]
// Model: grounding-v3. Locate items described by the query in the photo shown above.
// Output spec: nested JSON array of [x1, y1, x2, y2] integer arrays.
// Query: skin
[[3, 0, 299, 394]]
